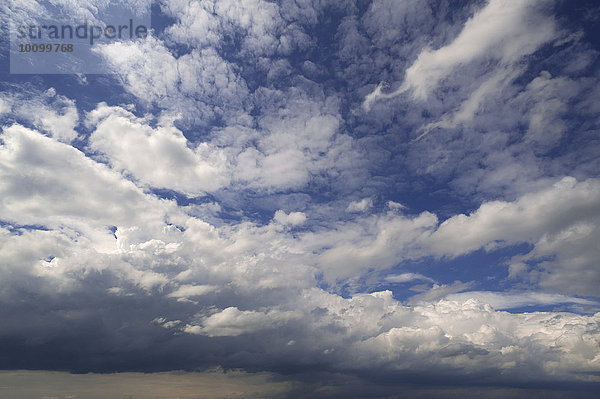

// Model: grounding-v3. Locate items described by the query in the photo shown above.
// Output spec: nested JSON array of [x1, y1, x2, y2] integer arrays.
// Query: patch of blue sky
[[0, 221, 51, 234]]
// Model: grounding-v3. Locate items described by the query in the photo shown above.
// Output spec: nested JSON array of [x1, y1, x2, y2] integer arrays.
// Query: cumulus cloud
[[1, 121, 599, 390], [423, 177, 600, 296], [0, 124, 174, 236], [94, 38, 363, 194], [87, 103, 230, 195], [348, 296, 600, 383], [429, 177, 600, 254], [227, 88, 365, 193], [3, 123, 596, 380]]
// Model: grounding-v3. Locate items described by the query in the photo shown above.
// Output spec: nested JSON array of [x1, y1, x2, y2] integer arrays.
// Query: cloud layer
[[1, 0, 599, 396]]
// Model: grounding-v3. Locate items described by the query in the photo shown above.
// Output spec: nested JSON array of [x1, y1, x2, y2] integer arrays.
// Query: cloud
[[385, 272, 434, 284], [364, 0, 558, 109], [87, 103, 230, 195], [426, 177, 600, 296], [0, 124, 174, 236], [220, 87, 366, 194], [303, 211, 438, 283], [0, 88, 79, 143], [508, 220, 600, 297], [416, 67, 522, 139], [185, 307, 299, 337], [94, 36, 250, 127], [160, 0, 222, 49], [518, 71, 581, 150], [346, 198, 373, 213], [168, 284, 219, 300], [349, 297, 600, 383], [2, 134, 597, 380], [2, 91, 599, 395], [1, 0, 600, 395], [93, 37, 365, 193], [273, 210, 307, 226], [445, 291, 600, 311], [161, 0, 312, 57], [429, 177, 600, 255], [408, 281, 474, 303]]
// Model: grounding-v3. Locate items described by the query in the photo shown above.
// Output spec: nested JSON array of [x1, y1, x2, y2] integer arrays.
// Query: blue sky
[[1, 0, 600, 398]]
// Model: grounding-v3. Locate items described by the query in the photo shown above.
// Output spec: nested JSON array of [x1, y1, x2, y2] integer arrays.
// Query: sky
[[0, 0, 599, 398]]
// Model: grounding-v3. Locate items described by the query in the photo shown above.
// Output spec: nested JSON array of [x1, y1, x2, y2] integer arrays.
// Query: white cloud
[[0, 123, 195, 292], [428, 177, 600, 257], [509, 221, 600, 297], [518, 71, 581, 150], [408, 281, 474, 303], [273, 210, 307, 226], [349, 297, 600, 381], [225, 91, 363, 193], [446, 291, 599, 311], [161, 0, 222, 49], [303, 211, 438, 283], [214, 0, 283, 55], [0, 89, 79, 143], [168, 284, 219, 300], [426, 177, 600, 296], [0, 97, 10, 115], [386, 201, 406, 210], [95, 40, 363, 194], [234, 147, 310, 191], [161, 0, 314, 57], [1, 130, 599, 382], [416, 67, 521, 138], [2, 123, 598, 385], [186, 307, 299, 337], [0, 124, 174, 235], [87, 103, 230, 195], [94, 37, 250, 127], [346, 198, 373, 213], [34, 93, 79, 143], [364, 0, 558, 109], [385, 273, 434, 284]]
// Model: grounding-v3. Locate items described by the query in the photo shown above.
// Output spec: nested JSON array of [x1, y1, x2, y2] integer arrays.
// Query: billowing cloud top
[[1, 0, 599, 397]]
